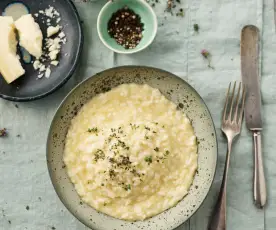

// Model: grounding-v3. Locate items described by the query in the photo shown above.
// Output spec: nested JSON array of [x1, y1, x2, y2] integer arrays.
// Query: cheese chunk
[[15, 14, 43, 58], [47, 26, 60, 37], [0, 16, 25, 84]]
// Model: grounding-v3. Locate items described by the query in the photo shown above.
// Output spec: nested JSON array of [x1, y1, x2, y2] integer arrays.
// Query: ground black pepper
[[108, 6, 144, 49]]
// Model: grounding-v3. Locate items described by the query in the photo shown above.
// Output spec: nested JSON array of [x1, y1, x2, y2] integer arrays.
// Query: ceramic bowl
[[97, 0, 157, 54], [47, 66, 218, 230]]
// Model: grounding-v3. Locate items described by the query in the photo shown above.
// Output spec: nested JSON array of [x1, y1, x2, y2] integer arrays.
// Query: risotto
[[63, 83, 198, 221]]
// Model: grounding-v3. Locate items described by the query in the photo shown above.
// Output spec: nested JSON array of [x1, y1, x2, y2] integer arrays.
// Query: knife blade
[[241, 25, 267, 208], [241, 26, 262, 130]]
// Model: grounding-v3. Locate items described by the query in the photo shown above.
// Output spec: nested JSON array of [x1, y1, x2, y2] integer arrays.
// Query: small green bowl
[[97, 0, 158, 54]]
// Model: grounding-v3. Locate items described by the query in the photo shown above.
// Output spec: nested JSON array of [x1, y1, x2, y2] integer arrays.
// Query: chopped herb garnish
[[130, 123, 139, 130], [131, 169, 140, 177], [120, 155, 131, 166], [109, 157, 116, 164], [118, 140, 126, 148], [154, 147, 159, 152], [145, 126, 151, 131], [125, 184, 131, 191], [118, 129, 123, 134], [145, 156, 153, 164], [94, 149, 105, 162], [165, 150, 170, 156], [109, 169, 116, 178], [88, 127, 98, 134], [145, 136, 149, 140]]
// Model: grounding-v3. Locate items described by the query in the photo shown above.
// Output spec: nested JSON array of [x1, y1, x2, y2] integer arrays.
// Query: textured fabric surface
[[1, 0, 273, 229]]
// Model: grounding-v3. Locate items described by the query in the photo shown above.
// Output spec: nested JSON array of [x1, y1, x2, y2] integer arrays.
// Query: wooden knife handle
[[253, 131, 267, 208]]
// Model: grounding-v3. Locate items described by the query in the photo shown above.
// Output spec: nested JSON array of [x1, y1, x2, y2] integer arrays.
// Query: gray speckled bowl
[[47, 66, 217, 230]]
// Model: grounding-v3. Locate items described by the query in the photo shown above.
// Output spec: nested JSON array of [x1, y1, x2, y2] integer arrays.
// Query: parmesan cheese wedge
[[0, 16, 25, 84], [15, 14, 43, 58]]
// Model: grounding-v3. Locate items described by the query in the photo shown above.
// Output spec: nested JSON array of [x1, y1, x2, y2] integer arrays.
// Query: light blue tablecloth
[[1, 0, 275, 229]]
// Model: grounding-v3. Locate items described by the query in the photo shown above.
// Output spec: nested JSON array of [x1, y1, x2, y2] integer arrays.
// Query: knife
[[241, 25, 266, 208]]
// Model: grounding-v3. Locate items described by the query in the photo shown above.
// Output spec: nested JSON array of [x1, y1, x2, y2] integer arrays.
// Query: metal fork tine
[[234, 82, 242, 123], [239, 85, 246, 125], [223, 83, 231, 121], [228, 81, 236, 121]]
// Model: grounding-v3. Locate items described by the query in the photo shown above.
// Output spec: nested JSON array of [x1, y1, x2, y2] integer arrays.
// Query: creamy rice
[[64, 83, 198, 221]]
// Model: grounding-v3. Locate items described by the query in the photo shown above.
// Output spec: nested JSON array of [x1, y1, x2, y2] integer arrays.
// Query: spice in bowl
[[107, 6, 144, 49]]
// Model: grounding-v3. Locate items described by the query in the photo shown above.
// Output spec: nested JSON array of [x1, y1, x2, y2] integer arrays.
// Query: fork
[[208, 82, 246, 230]]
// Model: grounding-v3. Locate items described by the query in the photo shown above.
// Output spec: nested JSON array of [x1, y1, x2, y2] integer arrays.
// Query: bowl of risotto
[[47, 66, 217, 230]]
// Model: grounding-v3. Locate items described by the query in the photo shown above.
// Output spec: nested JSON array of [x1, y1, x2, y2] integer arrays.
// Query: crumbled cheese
[[47, 26, 60, 37], [54, 37, 61, 44], [61, 38, 67, 44], [45, 6, 54, 17], [58, 32, 65, 38], [38, 73, 44, 78], [49, 50, 59, 60], [51, 60, 59, 66], [45, 67, 51, 78], [32, 6, 66, 79], [34, 13, 38, 17], [46, 38, 61, 51], [39, 64, 46, 72], [33, 60, 41, 70], [54, 11, 60, 16]]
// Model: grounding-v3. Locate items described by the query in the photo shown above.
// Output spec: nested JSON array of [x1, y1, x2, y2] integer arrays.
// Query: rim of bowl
[[97, 0, 158, 54], [46, 65, 218, 230], [0, 0, 84, 102]]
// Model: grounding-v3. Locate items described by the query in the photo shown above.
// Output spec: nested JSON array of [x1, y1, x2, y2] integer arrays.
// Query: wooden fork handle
[[253, 131, 267, 208]]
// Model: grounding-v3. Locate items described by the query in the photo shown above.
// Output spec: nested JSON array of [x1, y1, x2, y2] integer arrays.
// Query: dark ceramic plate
[[47, 66, 218, 230], [0, 0, 83, 101]]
